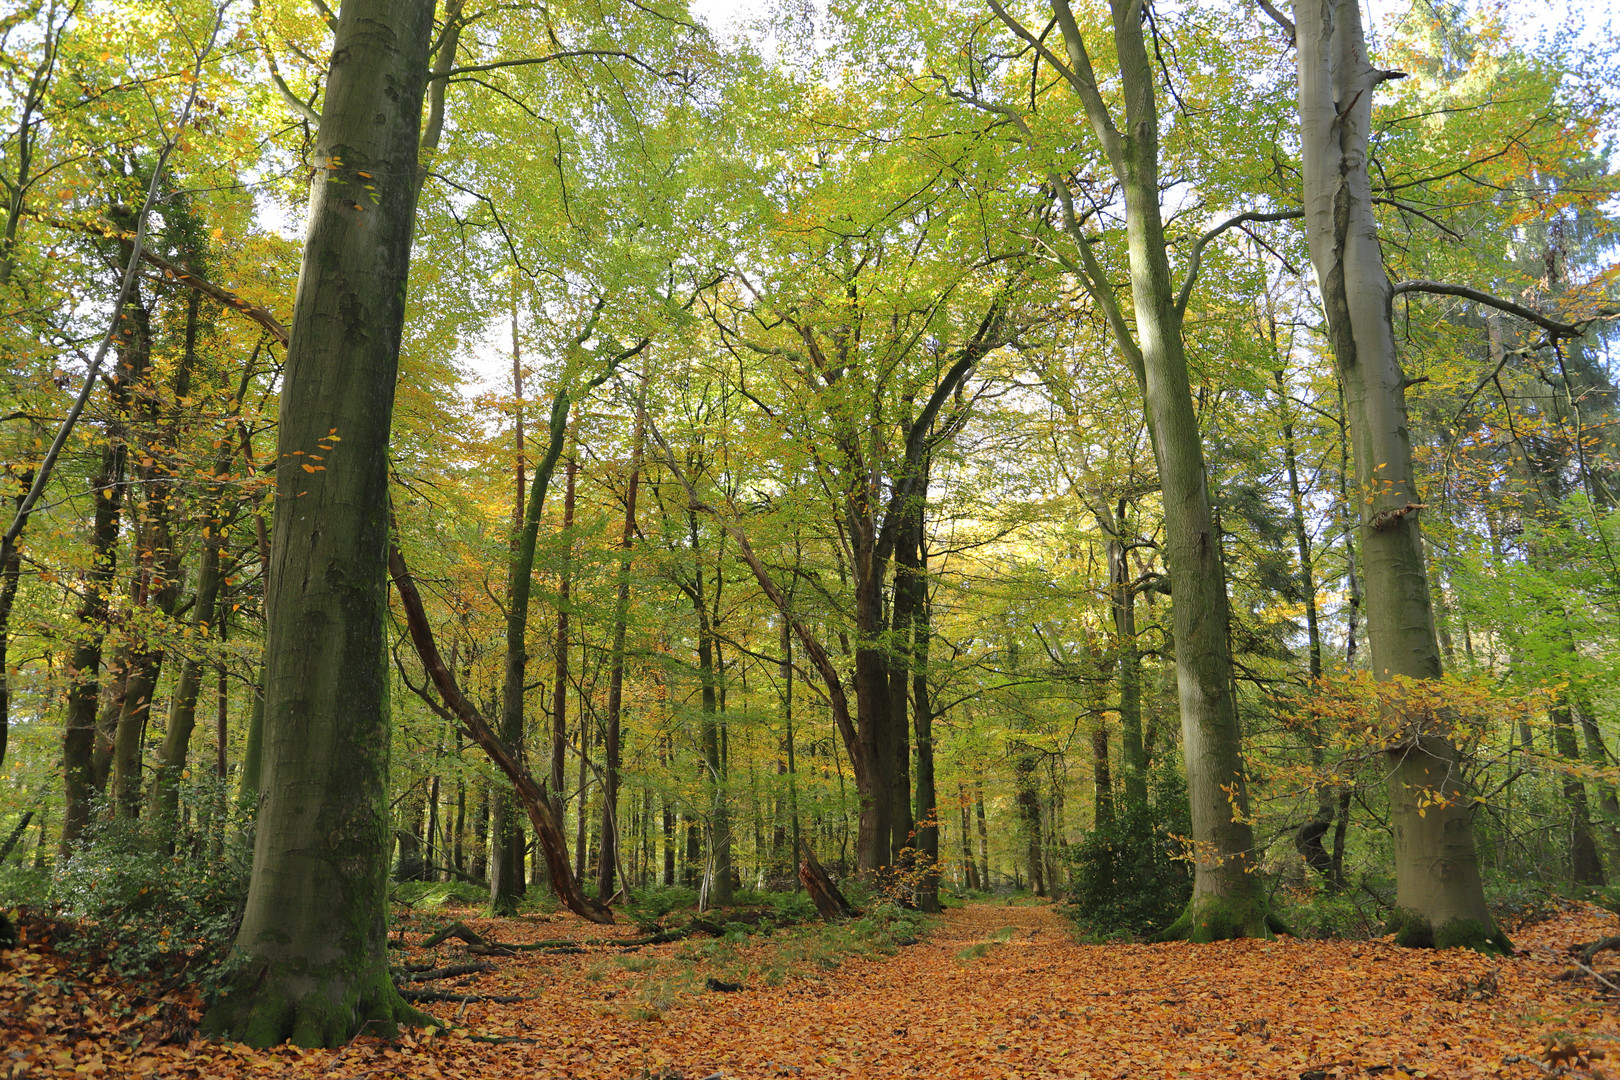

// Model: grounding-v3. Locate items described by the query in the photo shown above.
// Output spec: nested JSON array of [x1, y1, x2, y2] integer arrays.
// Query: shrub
[[53, 779, 249, 985], [1269, 885, 1378, 940], [392, 880, 487, 909], [0, 865, 51, 908], [766, 890, 817, 925], [624, 885, 698, 928], [1065, 769, 1192, 938]]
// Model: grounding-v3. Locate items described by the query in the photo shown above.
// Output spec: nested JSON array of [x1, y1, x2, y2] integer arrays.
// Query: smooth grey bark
[[201, 0, 438, 1045], [988, 0, 1266, 937], [1294, 0, 1500, 949]]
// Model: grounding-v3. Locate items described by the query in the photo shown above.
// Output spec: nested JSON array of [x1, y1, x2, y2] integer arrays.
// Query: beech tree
[[201, 0, 438, 1046]]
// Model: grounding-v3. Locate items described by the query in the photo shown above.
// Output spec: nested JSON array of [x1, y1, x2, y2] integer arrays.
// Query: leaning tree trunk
[[60, 308, 142, 852], [1295, 0, 1502, 950], [200, 0, 438, 1046]]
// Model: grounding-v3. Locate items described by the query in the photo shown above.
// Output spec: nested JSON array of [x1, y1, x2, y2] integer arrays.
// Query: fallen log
[[1576, 937, 1620, 964], [422, 922, 486, 948], [799, 838, 856, 920]]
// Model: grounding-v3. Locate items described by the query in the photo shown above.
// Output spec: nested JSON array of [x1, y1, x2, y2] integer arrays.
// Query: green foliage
[[766, 890, 818, 925], [53, 782, 249, 983], [391, 880, 487, 910], [624, 885, 699, 928], [1484, 872, 1561, 928], [1269, 886, 1379, 940], [1065, 771, 1193, 937], [0, 865, 51, 908]]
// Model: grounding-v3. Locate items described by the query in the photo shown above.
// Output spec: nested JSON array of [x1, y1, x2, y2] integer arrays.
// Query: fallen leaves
[[3, 901, 1619, 1079]]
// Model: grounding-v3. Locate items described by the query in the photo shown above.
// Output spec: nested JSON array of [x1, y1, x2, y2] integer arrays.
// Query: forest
[[1, 0, 1619, 1073]]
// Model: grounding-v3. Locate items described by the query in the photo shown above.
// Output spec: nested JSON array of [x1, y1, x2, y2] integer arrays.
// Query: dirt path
[[5, 900, 1618, 1078]]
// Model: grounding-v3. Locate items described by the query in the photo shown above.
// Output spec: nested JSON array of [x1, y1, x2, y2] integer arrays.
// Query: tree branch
[[1175, 209, 1302, 317], [1392, 279, 1617, 340]]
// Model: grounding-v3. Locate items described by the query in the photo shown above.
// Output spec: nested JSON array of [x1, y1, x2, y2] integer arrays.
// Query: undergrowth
[[608, 900, 929, 1021], [50, 780, 250, 990]]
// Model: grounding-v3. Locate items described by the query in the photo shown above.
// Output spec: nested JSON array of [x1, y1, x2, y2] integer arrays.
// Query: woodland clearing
[[4, 900, 1620, 1080]]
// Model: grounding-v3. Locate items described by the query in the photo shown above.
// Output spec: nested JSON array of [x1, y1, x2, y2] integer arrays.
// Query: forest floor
[[4, 898, 1620, 1079]]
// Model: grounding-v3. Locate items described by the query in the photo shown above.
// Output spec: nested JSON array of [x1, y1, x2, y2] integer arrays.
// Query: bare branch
[[1174, 209, 1301, 317], [1393, 279, 1617, 340]]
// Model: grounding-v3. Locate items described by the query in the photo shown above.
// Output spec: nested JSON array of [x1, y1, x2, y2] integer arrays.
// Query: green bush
[[1484, 871, 1561, 928], [1269, 886, 1378, 940], [1065, 769, 1193, 938], [767, 890, 817, 925], [624, 885, 698, 928], [0, 864, 51, 908], [53, 780, 249, 985], [392, 880, 487, 909]]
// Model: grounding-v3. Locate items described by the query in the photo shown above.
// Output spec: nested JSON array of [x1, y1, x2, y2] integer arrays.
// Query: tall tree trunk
[[974, 783, 991, 888], [958, 783, 980, 891], [598, 400, 644, 899], [200, 0, 438, 1045], [990, 0, 1266, 937], [692, 563, 733, 905], [490, 270, 531, 915], [0, 470, 31, 773], [1295, 0, 1501, 950], [61, 295, 146, 853], [1013, 748, 1045, 897], [1275, 363, 1340, 884], [112, 290, 200, 817], [552, 449, 577, 824], [1550, 692, 1603, 885], [660, 735, 676, 886], [1101, 503, 1149, 812], [903, 513, 939, 911], [151, 541, 225, 822]]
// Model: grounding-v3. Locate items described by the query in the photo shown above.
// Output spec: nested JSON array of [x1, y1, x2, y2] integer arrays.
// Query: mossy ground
[[202, 962, 437, 1048], [1385, 908, 1513, 955], [1156, 893, 1281, 943]]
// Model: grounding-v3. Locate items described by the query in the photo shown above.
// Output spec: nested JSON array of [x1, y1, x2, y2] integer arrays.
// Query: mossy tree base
[[1156, 894, 1280, 944], [202, 965, 437, 1048], [1384, 908, 1512, 955]]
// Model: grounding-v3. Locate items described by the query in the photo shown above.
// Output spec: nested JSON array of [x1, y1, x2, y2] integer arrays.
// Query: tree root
[[1576, 937, 1620, 964], [202, 967, 438, 1048], [428, 922, 701, 955], [400, 963, 495, 982], [396, 988, 526, 1004]]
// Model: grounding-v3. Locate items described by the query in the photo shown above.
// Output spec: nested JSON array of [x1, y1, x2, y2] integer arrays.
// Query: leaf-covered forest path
[[5, 900, 1620, 1078]]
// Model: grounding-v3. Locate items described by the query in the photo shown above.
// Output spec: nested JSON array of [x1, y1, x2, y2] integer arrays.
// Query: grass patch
[[609, 900, 931, 1020]]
